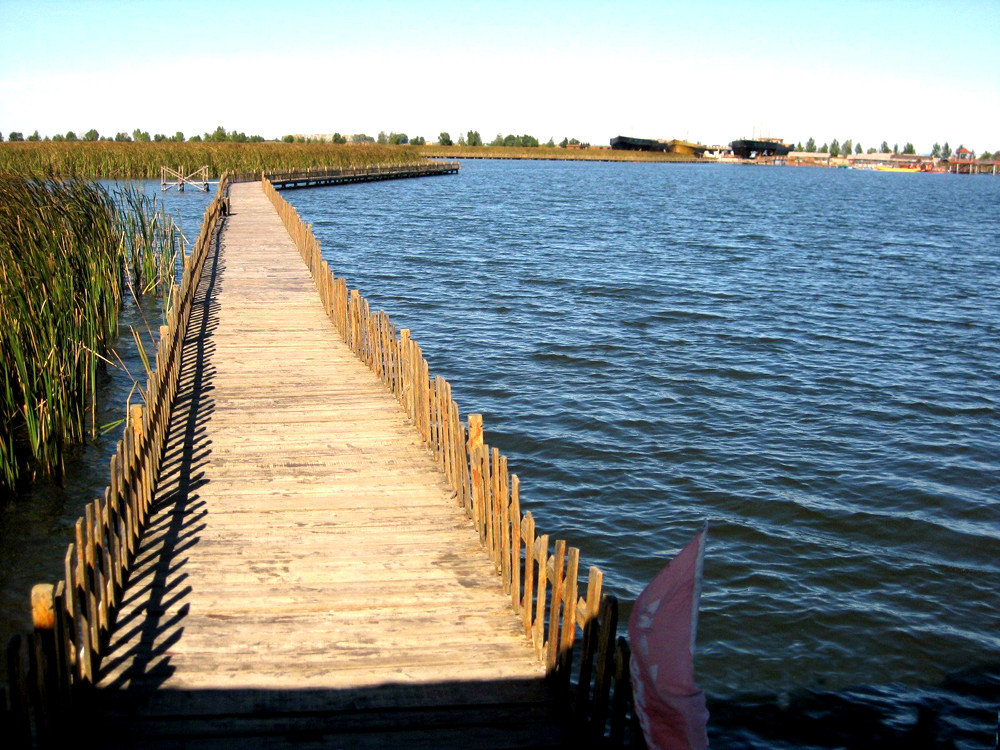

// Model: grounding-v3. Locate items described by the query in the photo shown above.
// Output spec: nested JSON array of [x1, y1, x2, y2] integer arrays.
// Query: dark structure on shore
[[611, 135, 670, 152], [611, 135, 707, 157], [730, 138, 793, 159]]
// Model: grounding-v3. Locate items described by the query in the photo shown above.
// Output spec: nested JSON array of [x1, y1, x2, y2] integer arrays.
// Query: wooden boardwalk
[[89, 182, 564, 747]]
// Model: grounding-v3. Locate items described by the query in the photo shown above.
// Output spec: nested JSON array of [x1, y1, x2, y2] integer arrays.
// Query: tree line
[[436, 131, 589, 148], [2, 125, 267, 144], [796, 137, 993, 160]]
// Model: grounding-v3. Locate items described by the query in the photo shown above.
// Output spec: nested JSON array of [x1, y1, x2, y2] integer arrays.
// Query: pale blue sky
[[1, 0, 997, 152]]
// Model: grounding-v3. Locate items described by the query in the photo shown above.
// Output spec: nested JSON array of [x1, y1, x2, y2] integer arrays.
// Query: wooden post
[[32, 583, 58, 735], [590, 595, 620, 736], [400, 329, 411, 417], [533, 534, 549, 659], [467, 414, 484, 538], [510, 475, 522, 613], [521, 513, 535, 637], [545, 539, 566, 672]]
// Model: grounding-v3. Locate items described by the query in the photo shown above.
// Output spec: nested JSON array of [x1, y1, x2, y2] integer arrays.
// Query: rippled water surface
[[287, 161, 1000, 748]]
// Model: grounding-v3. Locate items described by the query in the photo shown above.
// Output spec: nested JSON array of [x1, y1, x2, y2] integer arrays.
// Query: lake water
[[2, 164, 996, 747], [284, 161, 1000, 748]]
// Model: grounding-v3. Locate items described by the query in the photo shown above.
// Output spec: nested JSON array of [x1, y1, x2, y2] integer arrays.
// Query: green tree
[[804, 136, 816, 152], [282, 134, 294, 143], [387, 132, 408, 145], [331, 132, 347, 144], [489, 133, 504, 146], [820, 142, 828, 153], [902, 142, 915, 154], [188, 134, 202, 142], [457, 133, 467, 146], [545, 137, 555, 147], [892, 143, 899, 154], [9, 132, 24, 141], [880, 140, 890, 153], [377, 131, 388, 144], [84, 129, 99, 141], [352, 133, 374, 143], [942, 142, 952, 159], [559, 137, 569, 148], [27, 130, 41, 141], [132, 128, 151, 142], [172, 131, 184, 142], [855, 142, 862, 154], [114, 132, 131, 142], [795, 142, 803, 151], [830, 138, 840, 157], [153, 133, 167, 141], [438, 132, 453, 146], [466, 130, 482, 146], [931, 142, 941, 158], [52, 133, 65, 142], [411, 135, 426, 145], [0, 132, 3, 142], [841, 138, 852, 156], [64, 130, 77, 141]]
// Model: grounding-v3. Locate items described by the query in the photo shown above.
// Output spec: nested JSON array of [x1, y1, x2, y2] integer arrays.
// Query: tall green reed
[[0, 176, 179, 495], [0, 142, 422, 179]]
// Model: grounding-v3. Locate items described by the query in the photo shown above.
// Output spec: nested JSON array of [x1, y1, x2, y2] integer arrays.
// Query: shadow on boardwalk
[[96, 215, 225, 692]]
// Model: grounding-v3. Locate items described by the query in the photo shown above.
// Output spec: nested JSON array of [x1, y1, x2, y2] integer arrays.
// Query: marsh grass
[[0, 141, 424, 179], [0, 176, 180, 494]]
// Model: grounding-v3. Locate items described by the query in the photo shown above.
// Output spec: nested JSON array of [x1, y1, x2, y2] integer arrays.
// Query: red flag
[[628, 525, 709, 750]]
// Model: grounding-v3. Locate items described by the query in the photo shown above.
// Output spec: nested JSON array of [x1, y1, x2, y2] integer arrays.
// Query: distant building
[[610, 136, 707, 156], [847, 152, 938, 170], [702, 145, 734, 160], [786, 151, 832, 167], [730, 137, 793, 159], [611, 136, 669, 152]]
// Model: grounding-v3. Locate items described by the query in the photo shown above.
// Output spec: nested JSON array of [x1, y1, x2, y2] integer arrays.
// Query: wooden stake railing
[[262, 175, 641, 747], [4, 175, 234, 746]]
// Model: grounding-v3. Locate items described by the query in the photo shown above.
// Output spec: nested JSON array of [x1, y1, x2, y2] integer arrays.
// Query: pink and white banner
[[628, 526, 709, 750]]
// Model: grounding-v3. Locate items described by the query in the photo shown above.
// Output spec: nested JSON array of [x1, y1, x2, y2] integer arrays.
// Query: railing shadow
[[95, 212, 226, 693]]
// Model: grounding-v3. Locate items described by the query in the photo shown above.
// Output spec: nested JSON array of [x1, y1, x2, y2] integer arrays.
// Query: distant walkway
[[91, 182, 564, 748]]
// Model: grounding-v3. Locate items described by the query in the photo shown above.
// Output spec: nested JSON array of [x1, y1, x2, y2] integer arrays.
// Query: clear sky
[[1, 0, 997, 153]]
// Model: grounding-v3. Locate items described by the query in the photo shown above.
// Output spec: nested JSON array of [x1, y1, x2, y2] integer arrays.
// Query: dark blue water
[[286, 161, 1000, 748]]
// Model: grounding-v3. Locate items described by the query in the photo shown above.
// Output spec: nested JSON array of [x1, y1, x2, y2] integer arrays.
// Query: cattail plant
[[0, 176, 180, 495]]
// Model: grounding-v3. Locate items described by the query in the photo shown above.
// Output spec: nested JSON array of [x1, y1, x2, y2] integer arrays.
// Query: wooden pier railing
[[262, 176, 641, 746], [267, 161, 461, 190], [5, 164, 642, 748], [4, 174, 234, 747]]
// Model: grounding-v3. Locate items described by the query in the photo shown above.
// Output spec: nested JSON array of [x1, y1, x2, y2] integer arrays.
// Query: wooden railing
[[263, 176, 641, 747], [3, 176, 234, 747], [266, 162, 460, 184]]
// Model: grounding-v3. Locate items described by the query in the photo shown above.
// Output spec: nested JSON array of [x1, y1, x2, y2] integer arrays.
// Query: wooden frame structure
[[160, 165, 215, 192]]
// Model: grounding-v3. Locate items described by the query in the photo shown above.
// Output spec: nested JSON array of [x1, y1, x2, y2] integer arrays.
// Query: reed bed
[[0, 176, 180, 495], [0, 142, 429, 179]]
